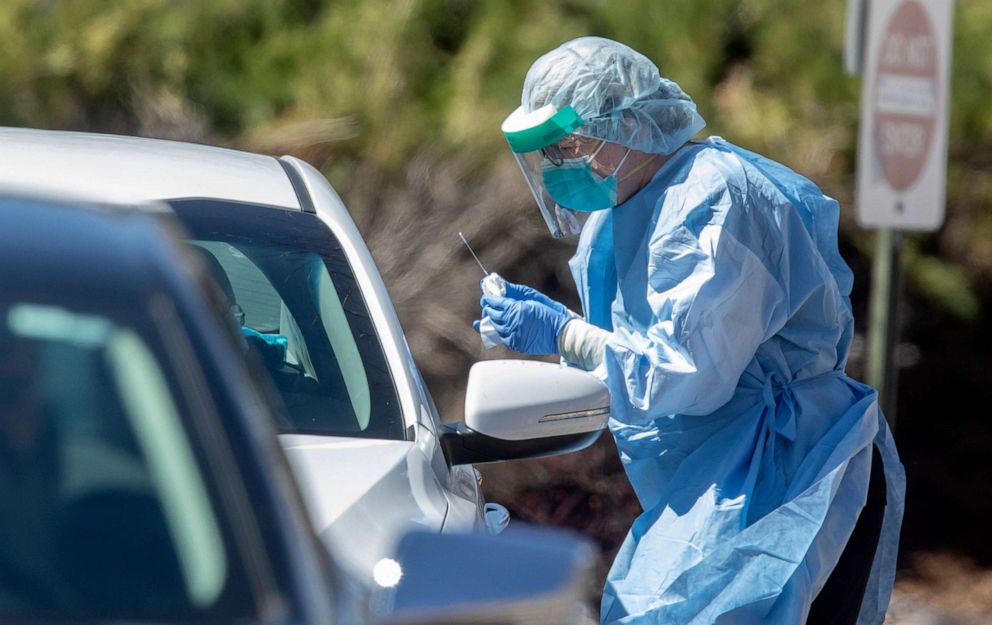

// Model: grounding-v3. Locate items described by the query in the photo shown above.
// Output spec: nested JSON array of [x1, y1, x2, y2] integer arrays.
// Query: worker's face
[[539, 134, 668, 208], [542, 135, 628, 178]]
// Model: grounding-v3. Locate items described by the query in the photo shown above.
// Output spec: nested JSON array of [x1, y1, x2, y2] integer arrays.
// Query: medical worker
[[478, 37, 905, 625]]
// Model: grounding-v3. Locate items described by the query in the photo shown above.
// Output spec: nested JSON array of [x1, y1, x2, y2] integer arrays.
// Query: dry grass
[[886, 554, 992, 625]]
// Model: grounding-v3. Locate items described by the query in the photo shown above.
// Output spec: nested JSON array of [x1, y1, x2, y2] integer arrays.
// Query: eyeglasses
[[541, 136, 602, 167]]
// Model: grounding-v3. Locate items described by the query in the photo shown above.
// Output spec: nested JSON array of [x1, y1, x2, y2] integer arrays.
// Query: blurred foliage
[[2, 0, 989, 322]]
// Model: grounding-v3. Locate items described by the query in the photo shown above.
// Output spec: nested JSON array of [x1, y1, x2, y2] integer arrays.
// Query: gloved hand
[[496, 280, 571, 317], [473, 295, 572, 355]]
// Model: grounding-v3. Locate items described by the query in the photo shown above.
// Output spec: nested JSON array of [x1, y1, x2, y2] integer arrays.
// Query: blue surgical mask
[[541, 141, 631, 212]]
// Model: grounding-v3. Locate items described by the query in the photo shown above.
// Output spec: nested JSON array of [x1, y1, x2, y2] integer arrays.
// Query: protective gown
[[568, 137, 905, 625]]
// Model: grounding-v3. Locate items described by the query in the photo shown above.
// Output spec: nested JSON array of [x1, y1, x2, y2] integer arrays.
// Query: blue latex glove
[[473, 295, 572, 355], [498, 280, 570, 316]]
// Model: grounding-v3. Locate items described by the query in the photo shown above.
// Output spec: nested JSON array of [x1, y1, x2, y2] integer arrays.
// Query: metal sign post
[[852, 0, 953, 429], [867, 228, 904, 421]]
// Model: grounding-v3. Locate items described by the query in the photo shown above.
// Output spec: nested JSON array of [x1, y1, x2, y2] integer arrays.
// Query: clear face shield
[[502, 104, 588, 239], [509, 149, 583, 239]]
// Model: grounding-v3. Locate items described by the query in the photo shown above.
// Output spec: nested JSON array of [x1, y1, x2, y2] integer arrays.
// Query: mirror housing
[[441, 360, 609, 466], [372, 526, 595, 625]]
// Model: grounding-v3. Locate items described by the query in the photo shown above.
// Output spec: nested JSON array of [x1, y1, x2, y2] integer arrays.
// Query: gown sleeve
[[604, 178, 790, 421]]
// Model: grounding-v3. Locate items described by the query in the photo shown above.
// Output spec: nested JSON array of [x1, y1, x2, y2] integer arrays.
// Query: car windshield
[[169, 199, 406, 441]]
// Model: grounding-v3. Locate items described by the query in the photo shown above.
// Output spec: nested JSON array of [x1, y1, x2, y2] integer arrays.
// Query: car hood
[[279, 434, 449, 584]]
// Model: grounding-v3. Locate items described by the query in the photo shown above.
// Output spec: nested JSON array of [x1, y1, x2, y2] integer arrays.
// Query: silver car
[[0, 127, 610, 585]]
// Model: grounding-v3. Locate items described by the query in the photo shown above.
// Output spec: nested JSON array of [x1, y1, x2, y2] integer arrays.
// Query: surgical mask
[[540, 141, 631, 212]]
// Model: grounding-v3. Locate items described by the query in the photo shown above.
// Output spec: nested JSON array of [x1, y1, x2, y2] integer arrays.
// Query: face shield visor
[[501, 104, 587, 239]]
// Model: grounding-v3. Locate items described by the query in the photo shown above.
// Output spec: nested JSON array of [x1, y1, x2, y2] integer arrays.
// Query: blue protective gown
[[568, 138, 905, 625]]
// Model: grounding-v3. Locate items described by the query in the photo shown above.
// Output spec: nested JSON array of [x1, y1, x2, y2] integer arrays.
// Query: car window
[[171, 199, 405, 441], [0, 302, 256, 620]]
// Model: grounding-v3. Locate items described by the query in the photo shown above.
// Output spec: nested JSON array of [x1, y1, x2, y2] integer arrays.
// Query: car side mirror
[[372, 526, 595, 625], [441, 360, 609, 466]]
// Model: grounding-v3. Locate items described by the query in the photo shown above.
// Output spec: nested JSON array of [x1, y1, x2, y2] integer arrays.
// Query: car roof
[[0, 127, 300, 209], [0, 192, 190, 304]]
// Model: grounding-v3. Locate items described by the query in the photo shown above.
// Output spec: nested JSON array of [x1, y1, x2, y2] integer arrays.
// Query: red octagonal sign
[[872, 0, 939, 192]]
